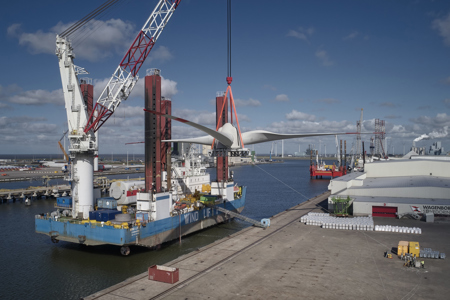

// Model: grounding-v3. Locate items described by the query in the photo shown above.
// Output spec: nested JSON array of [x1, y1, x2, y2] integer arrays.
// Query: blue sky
[[1, 0, 450, 156]]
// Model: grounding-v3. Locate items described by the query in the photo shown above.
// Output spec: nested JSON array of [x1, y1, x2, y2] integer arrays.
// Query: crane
[[56, 0, 181, 219], [356, 108, 363, 158], [58, 130, 69, 162]]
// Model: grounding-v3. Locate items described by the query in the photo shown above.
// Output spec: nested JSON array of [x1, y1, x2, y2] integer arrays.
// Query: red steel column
[[161, 99, 172, 172], [145, 73, 162, 193], [216, 94, 228, 182], [80, 80, 97, 167]]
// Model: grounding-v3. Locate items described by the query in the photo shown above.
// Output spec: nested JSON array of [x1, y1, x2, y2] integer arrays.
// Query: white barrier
[[374, 225, 421, 234], [300, 213, 374, 231], [300, 212, 421, 234]]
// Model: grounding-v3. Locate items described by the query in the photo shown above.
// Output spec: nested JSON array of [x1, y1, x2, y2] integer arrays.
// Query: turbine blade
[[162, 136, 214, 145], [143, 109, 233, 147], [242, 130, 363, 145]]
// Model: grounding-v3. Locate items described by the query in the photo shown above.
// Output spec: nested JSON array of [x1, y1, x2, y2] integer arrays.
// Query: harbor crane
[[58, 130, 69, 162], [57, 0, 181, 219]]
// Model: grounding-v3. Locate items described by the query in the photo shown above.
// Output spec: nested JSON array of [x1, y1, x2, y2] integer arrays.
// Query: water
[[0, 160, 329, 299]]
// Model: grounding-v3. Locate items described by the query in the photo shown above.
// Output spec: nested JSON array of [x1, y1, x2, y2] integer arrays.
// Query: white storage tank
[[109, 180, 145, 205]]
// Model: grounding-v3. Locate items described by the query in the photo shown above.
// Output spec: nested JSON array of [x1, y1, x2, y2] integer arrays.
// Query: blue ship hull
[[35, 187, 246, 248]]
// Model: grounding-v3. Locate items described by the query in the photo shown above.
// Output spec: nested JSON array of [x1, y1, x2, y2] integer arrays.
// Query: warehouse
[[328, 158, 450, 217]]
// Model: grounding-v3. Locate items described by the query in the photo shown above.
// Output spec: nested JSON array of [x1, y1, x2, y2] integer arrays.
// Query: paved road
[[85, 191, 450, 300]]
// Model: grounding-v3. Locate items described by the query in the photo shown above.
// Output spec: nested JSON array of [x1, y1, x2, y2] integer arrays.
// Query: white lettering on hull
[[184, 211, 199, 225]]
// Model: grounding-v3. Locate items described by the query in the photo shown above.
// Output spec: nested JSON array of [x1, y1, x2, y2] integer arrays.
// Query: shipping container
[[409, 241, 420, 257], [89, 211, 97, 220], [136, 212, 149, 221], [200, 195, 218, 205], [94, 209, 121, 222], [148, 265, 179, 284], [398, 241, 409, 257], [97, 197, 117, 209], [56, 196, 72, 208]]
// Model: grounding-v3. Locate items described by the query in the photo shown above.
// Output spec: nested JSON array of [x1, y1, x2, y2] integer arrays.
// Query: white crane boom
[[85, 0, 181, 133]]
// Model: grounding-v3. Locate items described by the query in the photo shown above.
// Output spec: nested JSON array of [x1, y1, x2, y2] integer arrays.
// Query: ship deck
[[84, 191, 450, 300]]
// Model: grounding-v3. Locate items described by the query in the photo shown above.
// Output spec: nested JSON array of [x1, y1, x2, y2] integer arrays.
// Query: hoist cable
[[71, 0, 130, 49], [227, 0, 232, 79], [60, 0, 120, 38], [60, 0, 118, 37]]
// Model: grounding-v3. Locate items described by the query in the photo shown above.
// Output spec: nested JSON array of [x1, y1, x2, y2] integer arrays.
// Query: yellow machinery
[[202, 184, 211, 193], [409, 241, 420, 257], [398, 241, 409, 257], [58, 140, 69, 162], [398, 241, 420, 257]]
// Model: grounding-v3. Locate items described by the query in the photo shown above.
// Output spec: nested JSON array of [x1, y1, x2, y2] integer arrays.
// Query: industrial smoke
[[413, 126, 448, 143]]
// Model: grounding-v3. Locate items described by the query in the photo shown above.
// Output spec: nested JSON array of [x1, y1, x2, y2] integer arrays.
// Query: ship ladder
[[215, 206, 270, 228]]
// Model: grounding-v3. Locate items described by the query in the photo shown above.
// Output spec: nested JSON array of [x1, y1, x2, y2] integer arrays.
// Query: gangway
[[215, 206, 270, 228]]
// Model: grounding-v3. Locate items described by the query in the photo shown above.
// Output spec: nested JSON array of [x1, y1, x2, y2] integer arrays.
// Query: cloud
[[314, 98, 340, 104], [161, 76, 178, 99], [432, 13, 450, 47], [110, 104, 145, 119], [0, 116, 60, 147], [0, 84, 63, 106], [8, 19, 135, 62], [315, 49, 334, 66], [268, 119, 354, 134], [343, 31, 359, 40], [236, 114, 251, 123], [234, 98, 261, 107], [146, 46, 173, 64], [409, 113, 450, 139], [275, 94, 289, 102], [287, 27, 315, 43], [8, 89, 64, 105], [286, 110, 316, 121], [94, 74, 178, 101], [174, 109, 216, 126]]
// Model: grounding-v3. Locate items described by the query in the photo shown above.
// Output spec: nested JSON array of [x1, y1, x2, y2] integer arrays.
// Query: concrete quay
[[0, 166, 143, 183], [84, 192, 450, 300], [0, 184, 71, 200]]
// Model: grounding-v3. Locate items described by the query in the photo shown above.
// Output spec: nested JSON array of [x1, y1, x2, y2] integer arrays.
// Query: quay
[[84, 192, 450, 299], [0, 166, 144, 183], [0, 184, 71, 201]]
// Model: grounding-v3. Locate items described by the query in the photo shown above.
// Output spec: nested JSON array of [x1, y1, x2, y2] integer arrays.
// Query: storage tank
[[109, 180, 145, 205]]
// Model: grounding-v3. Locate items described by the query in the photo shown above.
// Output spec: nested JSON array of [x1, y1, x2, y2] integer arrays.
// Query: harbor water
[[0, 160, 329, 299]]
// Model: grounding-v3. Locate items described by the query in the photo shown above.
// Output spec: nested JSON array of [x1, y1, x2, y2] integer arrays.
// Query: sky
[[1, 0, 450, 157]]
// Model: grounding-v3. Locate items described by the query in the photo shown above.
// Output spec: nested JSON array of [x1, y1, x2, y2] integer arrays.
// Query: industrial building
[[430, 141, 445, 155], [328, 158, 450, 217]]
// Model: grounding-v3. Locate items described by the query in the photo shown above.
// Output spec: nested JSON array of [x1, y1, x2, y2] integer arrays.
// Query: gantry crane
[[56, 0, 181, 219]]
